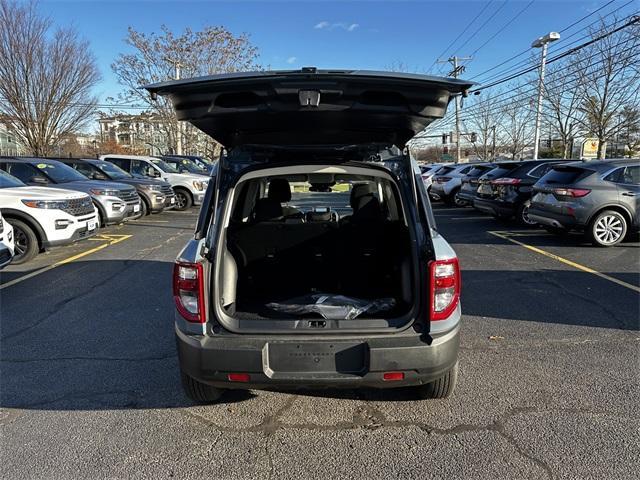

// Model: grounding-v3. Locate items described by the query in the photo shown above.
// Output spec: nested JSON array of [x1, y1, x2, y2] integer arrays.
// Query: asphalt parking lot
[[1, 198, 639, 479]]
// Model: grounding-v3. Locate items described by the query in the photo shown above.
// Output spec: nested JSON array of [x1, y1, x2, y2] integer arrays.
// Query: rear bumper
[[176, 325, 460, 389], [473, 198, 516, 217], [528, 208, 580, 230]]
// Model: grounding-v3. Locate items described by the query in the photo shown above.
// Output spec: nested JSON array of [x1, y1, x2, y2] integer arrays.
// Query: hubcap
[[176, 193, 186, 209], [521, 203, 536, 225], [594, 215, 624, 244], [454, 193, 466, 206], [13, 227, 28, 259]]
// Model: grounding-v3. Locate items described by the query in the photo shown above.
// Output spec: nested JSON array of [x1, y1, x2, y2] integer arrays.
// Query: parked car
[[0, 169, 98, 264], [472, 161, 523, 215], [472, 159, 568, 225], [160, 156, 209, 176], [167, 154, 216, 173], [0, 210, 15, 269], [419, 163, 446, 191], [0, 158, 142, 227], [145, 68, 470, 403], [57, 158, 176, 215], [430, 163, 475, 205], [456, 163, 496, 206], [529, 158, 639, 246], [100, 155, 209, 211]]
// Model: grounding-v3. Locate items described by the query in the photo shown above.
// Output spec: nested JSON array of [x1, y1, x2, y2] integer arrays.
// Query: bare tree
[[0, 0, 101, 156], [541, 61, 585, 158], [618, 106, 640, 157], [574, 17, 640, 159], [499, 82, 535, 160], [464, 91, 505, 160], [111, 25, 260, 154]]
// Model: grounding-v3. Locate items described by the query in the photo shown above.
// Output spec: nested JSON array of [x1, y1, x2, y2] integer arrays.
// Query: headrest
[[350, 182, 377, 208], [352, 195, 383, 222], [254, 198, 283, 221], [268, 178, 292, 202]]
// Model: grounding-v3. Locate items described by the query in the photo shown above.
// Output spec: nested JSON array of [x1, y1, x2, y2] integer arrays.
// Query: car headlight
[[193, 180, 208, 191], [141, 184, 163, 192], [89, 188, 120, 196], [22, 199, 70, 209]]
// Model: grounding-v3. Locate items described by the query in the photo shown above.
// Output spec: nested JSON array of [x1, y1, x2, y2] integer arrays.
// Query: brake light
[[553, 188, 590, 198], [173, 261, 206, 323], [429, 258, 460, 321], [491, 177, 521, 185], [436, 176, 452, 183]]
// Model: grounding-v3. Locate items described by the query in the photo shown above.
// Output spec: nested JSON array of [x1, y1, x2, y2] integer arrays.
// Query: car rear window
[[437, 166, 455, 175], [482, 163, 519, 179], [541, 167, 589, 185], [467, 165, 493, 177]]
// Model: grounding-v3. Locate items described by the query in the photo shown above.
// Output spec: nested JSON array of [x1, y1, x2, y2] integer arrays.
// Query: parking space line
[[0, 234, 132, 290], [489, 230, 640, 294]]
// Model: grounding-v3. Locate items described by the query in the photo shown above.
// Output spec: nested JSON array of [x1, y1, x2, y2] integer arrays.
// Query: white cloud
[[314, 21, 360, 32], [286, 56, 297, 64]]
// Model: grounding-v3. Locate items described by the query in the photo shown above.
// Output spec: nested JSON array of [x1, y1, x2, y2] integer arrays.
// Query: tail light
[[173, 261, 206, 323], [429, 258, 461, 321], [436, 176, 452, 183], [553, 188, 590, 198], [491, 177, 521, 185]]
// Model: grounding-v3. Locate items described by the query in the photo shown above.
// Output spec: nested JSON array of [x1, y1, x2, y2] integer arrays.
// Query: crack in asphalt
[[178, 402, 639, 479]]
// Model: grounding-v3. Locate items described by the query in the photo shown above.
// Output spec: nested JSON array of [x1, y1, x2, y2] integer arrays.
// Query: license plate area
[[265, 342, 367, 376]]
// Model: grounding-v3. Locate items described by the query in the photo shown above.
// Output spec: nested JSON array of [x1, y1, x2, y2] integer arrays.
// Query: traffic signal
[[470, 132, 477, 142], [442, 133, 447, 144]]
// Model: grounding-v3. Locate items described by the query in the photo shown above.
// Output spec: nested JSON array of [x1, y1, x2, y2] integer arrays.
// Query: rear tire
[[588, 210, 627, 247], [174, 189, 193, 211], [181, 372, 225, 404], [444, 188, 461, 206], [517, 200, 537, 227], [417, 361, 458, 399], [9, 219, 39, 265]]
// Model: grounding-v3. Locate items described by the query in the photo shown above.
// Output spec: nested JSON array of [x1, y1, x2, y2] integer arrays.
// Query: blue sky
[[38, 0, 636, 105]]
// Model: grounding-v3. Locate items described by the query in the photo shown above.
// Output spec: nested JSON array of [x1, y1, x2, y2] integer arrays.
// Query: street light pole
[[531, 32, 560, 160]]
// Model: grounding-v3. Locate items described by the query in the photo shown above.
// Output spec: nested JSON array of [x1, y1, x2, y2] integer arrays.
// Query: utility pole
[[531, 32, 560, 160], [491, 125, 497, 161], [438, 56, 472, 163], [174, 62, 183, 155]]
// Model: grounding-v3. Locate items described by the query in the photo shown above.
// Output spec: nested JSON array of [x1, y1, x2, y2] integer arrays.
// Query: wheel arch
[[1, 209, 47, 249], [587, 204, 632, 227]]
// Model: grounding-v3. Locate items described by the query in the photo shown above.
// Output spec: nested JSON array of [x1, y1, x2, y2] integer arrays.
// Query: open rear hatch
[[145, 68, 473, 148], [148, 70, 471, 333]]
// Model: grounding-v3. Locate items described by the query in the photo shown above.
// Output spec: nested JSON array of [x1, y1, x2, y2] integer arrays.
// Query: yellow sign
[[581, 138, 599, 158]]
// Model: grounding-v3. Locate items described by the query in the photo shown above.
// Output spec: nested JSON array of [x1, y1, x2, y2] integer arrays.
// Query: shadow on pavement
[[1, 258, 638, 412]]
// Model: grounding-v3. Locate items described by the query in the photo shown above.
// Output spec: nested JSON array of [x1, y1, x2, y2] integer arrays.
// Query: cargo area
[[215, 169, 416, 325]]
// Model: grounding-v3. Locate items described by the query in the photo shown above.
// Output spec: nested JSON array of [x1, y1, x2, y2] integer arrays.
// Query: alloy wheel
[[594, 214, 624, 245], [175, 192, 187, 209], [13, 226, 28, 260], [453, 192, 467, 207], [520, 201, 536, 226]]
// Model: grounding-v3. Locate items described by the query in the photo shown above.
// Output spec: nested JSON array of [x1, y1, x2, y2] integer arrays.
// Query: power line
[[454, 1, 509, 55], [426, 0, 495, 74], [471, 0, 535, 57], [469, 14, 640, 93], [468, 0, 635, 81], [474, 10, 638, 85]]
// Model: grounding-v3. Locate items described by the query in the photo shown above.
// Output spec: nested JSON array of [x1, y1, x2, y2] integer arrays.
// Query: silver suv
[[1, 158, 142, 226], [146, 69, 470, 403]]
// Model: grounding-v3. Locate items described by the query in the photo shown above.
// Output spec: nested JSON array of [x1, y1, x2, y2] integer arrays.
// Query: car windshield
[[162, 157, 207, 174], [150, 158, 179, 173], [34, 161, 88, 183], [0, 169, 25, 188], [96, 161, 132, 179]]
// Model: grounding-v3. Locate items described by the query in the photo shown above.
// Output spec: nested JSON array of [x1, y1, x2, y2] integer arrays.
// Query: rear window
[[509, 162, 560, 179], [482, 163, 519, 179], [437, 166, 455, 175], [541, 167, 589, 185], [467, 165, 493, 177]]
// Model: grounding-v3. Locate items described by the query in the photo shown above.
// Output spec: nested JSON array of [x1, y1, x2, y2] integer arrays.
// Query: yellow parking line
[[488, 231, 640, 294], [0, 234, 132, 290]]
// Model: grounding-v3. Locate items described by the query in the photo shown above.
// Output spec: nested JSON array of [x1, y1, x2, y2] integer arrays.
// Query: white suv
[[100, 155, 209, 211], [0, 169, 98, 264]]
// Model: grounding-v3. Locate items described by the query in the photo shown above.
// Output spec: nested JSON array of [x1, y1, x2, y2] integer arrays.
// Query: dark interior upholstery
[[227, 218, 410, 313], [267, 178, 303, 219]]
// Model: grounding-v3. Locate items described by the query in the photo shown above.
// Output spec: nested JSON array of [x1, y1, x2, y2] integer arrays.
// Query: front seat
[[341, 182, 382, 225], [268, 179, 303, 219]]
